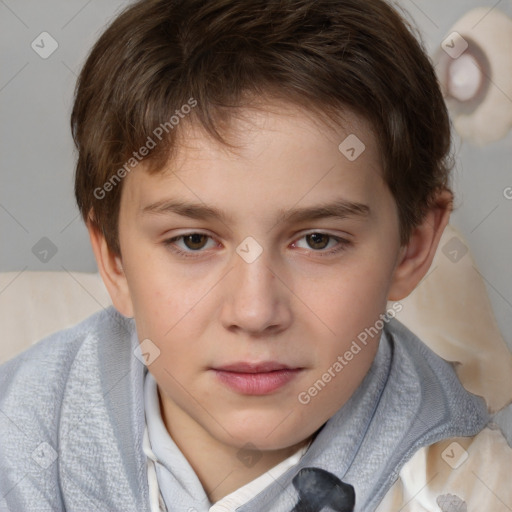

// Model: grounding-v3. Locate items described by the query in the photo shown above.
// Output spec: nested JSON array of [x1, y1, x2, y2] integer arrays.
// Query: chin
[[209, 411, 313, 451]]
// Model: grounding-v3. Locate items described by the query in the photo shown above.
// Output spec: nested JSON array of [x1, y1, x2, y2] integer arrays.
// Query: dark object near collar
[[291, 467, 355, 512]]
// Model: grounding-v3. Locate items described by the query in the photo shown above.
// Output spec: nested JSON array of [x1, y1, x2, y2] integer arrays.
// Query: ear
[[87, 219, 134, 317], [388, 189, 453, 301]]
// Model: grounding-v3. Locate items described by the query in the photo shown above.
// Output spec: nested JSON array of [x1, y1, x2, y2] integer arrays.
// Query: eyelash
[[162, 232, 352, 259]]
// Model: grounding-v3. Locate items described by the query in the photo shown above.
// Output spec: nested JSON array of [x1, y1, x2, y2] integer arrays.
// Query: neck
[[158, 387, 313, 503]]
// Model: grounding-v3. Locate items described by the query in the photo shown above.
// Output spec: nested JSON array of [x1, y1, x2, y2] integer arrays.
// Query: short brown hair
[[72, 0, 454, 255]]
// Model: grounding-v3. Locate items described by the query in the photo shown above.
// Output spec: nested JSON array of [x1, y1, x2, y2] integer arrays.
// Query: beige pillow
[[0, 269, 111, 364]]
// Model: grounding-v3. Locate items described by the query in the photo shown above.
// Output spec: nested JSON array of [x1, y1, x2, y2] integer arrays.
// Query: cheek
[[306, 258, 394, 342], [295, 265, 389, 419], [127, 271, 216, 377], [122, 245, 200, 330], [132, 280, 202, 341]]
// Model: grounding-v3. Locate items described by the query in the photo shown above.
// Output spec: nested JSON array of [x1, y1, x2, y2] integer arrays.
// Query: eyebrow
[[141, 198, 371, 225]]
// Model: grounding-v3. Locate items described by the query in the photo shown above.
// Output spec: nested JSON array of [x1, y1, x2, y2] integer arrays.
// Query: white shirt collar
[[143, 370, 310, 512]]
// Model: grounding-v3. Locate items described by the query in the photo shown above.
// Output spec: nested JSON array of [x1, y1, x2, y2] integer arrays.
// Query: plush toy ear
[[87, 219, 134, 318], [435, 7, 512, 146], [388, 190, 452, 302]]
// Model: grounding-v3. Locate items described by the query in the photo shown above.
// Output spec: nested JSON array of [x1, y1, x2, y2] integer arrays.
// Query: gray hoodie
[[0, 307, 489, 511]]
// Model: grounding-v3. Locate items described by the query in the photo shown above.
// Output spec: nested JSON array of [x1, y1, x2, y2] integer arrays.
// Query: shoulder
[[382, 317, 489, 430], [0, 306, 131, 509], [376, 424, 512, 511], [0, 306, 128, 432], [384, 317, 487, 409], [383, 316, 452, 366], [1, 306, 126, 387]]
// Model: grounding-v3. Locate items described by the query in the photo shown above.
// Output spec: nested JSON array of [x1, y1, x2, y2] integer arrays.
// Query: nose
[[220, 245, 292, 336]]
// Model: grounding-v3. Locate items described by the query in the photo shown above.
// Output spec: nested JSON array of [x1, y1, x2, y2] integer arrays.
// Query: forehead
[[171, 100, 380, 166], [120, 101, 387, 224]]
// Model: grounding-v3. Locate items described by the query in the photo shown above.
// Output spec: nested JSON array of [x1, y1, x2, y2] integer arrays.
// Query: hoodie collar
[[59, 308, 489, 512]]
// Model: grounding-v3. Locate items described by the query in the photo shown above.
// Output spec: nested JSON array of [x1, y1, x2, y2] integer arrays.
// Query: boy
[[1, 0, 511, 510]]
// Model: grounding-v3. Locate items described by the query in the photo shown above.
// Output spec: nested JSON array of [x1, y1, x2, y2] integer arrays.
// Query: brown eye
[[306, 233, 330, 250], [182, 233, 209, 250], [163, 232, 218, 259], [292, 232, 351, 257]]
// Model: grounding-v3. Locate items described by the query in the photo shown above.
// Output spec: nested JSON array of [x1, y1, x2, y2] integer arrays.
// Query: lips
[[215, 362, 294, 373], [212, 361, 303, 395]]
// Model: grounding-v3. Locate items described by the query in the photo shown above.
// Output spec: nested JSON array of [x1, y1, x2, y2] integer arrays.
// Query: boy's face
[[111, 103, 406, 451]]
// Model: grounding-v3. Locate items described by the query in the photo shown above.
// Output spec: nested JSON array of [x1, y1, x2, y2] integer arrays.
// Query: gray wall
[[1, 0, 127, 273], [1, 0, 511, 351]]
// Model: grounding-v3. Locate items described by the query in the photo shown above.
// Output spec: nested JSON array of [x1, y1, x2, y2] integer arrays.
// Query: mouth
[[211, 361, 304, 395]]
